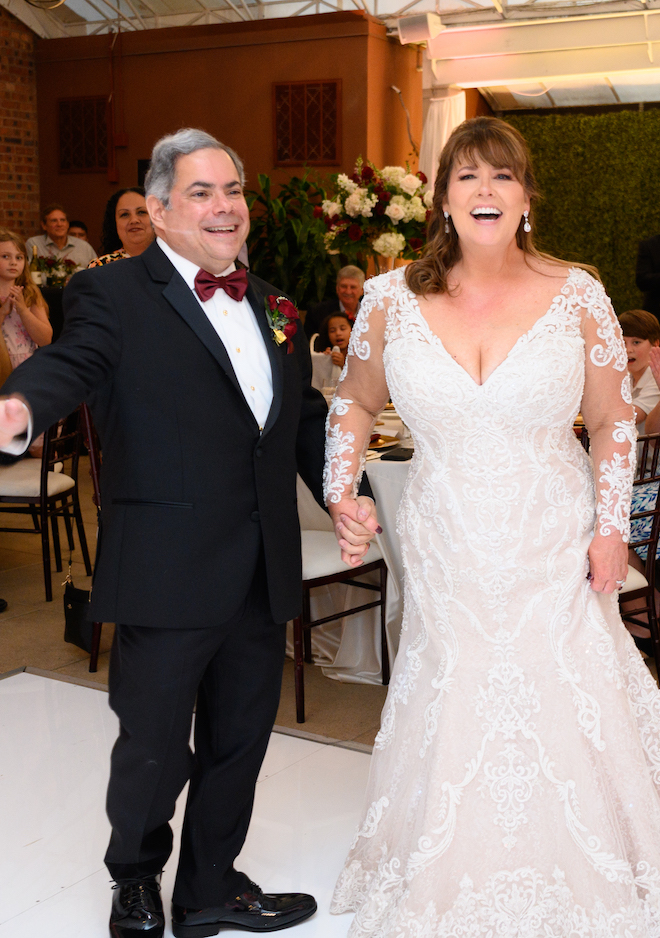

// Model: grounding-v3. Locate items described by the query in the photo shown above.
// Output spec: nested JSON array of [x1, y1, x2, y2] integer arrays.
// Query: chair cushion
[[301, 529, 382, 581], [0, 460, 75, 498], [619, 564, 648, 594]]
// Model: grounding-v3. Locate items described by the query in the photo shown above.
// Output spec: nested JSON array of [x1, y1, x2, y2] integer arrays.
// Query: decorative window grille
[[273, 81, 341, 166], [58, 97, 108, 173]]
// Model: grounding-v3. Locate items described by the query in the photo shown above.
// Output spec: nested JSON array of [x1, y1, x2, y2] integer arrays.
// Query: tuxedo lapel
[[142, 243, 248, 410], [246, 278, 283, 436]]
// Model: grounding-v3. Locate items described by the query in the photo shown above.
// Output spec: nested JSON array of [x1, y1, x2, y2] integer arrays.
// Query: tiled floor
[[0, 670, 368, 937], [0, 456, 388, 744]]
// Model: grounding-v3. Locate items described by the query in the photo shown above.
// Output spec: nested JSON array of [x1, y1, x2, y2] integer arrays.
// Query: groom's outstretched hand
[[328, 496, 382, 567], [0, 397, 30, 448]]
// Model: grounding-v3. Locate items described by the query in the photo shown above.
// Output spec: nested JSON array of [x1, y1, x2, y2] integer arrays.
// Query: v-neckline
[[409, 268, 575, 389]]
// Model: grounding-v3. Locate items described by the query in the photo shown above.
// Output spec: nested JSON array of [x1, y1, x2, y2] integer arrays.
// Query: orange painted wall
[[366, 28, 422, 170], [465, 88, 493, 119], [34, 12, 422, 249]]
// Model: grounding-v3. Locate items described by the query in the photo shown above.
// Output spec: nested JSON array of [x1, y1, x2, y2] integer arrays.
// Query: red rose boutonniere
[[264, 295, 299, 354]]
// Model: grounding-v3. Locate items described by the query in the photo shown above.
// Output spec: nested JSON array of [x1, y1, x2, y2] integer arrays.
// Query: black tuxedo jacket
[[2, 242, 328, 627], [636, 235, 660, 319]]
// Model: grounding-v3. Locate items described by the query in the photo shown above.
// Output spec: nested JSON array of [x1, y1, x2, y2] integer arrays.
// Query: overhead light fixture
[[397, 13, 445, 45]]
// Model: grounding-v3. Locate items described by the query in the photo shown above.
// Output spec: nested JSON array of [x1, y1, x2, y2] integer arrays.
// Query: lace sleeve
[[323, 273, 391, 505], [577, 271, 636, 542]]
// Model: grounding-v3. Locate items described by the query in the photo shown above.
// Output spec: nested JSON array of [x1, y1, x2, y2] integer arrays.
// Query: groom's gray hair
[[145, 128, 245, 208]]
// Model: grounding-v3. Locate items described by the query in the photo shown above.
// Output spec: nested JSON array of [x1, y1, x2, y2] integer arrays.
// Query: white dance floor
[[0, 670, 370, 937]]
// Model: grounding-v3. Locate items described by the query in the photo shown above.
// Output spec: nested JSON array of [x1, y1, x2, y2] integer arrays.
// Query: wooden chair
[[292, 529, 388, 723], [0, 408, 92, 601], [80, 403, 105, 672], [619, 433, 660, 675]]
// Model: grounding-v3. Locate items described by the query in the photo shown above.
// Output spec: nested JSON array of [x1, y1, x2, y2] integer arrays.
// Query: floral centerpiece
[[317, 160, 432, 264], [33, 255, 78, 287]]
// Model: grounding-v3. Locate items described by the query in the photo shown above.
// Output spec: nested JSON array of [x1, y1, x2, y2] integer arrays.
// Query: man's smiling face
[[147, 148, 250, 273]]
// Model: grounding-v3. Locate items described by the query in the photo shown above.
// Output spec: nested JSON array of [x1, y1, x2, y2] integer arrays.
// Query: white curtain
[[418, 92, 466, 191]]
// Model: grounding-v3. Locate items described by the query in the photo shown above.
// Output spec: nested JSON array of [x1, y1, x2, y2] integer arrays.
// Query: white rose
[[385, 202, 406, 224], [423, 189, 434, 209], [400, 174, 422, 196]]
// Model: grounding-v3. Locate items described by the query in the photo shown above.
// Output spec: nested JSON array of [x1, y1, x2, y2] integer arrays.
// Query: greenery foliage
[[246, 172, 337, 312], [505, 110, 660, 314]]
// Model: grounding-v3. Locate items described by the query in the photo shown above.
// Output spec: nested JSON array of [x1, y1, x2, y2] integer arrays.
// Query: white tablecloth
[[291, 431, 411, 684]]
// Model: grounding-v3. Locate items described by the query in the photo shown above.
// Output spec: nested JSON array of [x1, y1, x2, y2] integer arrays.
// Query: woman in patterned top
[[88, 187, 154, 268]]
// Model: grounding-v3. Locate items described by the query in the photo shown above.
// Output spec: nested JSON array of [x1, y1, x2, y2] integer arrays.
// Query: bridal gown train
[[323, 266, 660, 937]]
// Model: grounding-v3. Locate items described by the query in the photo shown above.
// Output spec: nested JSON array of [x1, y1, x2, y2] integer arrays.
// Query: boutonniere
[[264, 295, 299, 354]]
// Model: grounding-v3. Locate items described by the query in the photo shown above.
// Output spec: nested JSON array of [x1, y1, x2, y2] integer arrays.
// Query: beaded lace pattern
[[324, 268, 660, 937]]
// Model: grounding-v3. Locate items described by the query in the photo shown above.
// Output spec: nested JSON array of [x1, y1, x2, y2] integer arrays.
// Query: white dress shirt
[[157, 239, 273, 431]]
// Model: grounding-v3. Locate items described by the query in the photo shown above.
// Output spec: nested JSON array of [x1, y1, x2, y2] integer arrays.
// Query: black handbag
[[63, 567, 93, 653]]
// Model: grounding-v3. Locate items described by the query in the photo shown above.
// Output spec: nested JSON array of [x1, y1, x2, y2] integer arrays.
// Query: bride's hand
[[587, 533, 628, 594], [328, 496, 382, 567]]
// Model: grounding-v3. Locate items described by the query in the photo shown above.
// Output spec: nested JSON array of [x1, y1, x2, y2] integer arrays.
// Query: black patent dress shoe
[[110, 875, 164, 937], [0, 598, 7, 613], [171, 881, 317, 936]]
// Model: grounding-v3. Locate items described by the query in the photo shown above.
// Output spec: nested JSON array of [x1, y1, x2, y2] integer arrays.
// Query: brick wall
[[0, 6, 39, 239]]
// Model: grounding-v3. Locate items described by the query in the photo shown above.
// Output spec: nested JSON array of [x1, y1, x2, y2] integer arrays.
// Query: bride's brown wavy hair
[[405, 116, 597, 297]]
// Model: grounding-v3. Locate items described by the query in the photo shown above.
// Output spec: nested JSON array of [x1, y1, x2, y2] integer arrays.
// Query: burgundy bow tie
[[194, 268, 248, 303]]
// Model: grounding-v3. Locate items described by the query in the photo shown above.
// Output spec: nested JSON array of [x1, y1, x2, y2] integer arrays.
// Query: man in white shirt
[[26, 203, 97, 269], [0, 129, 377, 938]]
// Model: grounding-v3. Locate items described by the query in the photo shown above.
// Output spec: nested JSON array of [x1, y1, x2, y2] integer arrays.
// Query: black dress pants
[[104, 563, 286, 907]]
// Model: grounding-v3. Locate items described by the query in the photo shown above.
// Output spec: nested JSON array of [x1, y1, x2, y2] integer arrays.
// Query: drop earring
[[523, 211, 531, 233], [444, 211, 450, 234]]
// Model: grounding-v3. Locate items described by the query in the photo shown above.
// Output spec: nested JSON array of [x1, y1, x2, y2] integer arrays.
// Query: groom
[[0, 129, 378, 938]]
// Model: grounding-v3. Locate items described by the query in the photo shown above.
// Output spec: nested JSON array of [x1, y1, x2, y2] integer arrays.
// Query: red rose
[[267, 295, 278, 311], [277, 298, 299, 320], [283, 321, 297, 338], [417, 171, 428, 185], [347, 224, 362, 242], [374, 203, 386, 216], [409, 238, 423, 251], [313, 205, 323, 218], [380, 191, 392, 203], [361, 166, 375, 181], [351, 172, 360, 184]]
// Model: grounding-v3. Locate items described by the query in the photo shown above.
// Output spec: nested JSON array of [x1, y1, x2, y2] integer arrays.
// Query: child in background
[[0, 228, 52, 457], [619, 309, 660, 657], [317, 312, 353, 369], [0, 227, 52, 379]]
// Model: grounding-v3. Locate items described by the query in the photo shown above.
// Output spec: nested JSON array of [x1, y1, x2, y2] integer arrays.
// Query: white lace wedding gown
[[323, 266, 660, 937]]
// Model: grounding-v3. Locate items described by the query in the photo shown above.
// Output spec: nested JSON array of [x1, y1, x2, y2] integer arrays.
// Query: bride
[[324, 117, 660, 936]]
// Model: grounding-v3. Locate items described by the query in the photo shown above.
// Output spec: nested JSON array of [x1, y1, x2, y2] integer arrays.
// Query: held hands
[[587, 533, 628, 594], [0, 397, 30, 448], [8, 285, 28, 316], [328, 496, 382, 567]]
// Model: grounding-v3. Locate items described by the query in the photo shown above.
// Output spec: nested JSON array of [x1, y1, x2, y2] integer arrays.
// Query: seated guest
[[637, 234, 660, 321], [0, 227, 52, 377], [27, 203, 97, 269], [68, 220, 89, 242], [316, 312, 353, 367], [304, 264, 364, 339], [310, 312, 353, 392], [619, 309, 660, 656], [88, 187, 154, 267], [0, 228, 53, 457], [621, 309, 660, 433]]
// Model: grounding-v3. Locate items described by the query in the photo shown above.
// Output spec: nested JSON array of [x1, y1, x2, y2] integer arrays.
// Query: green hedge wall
[[505, 110, 660, 314]]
